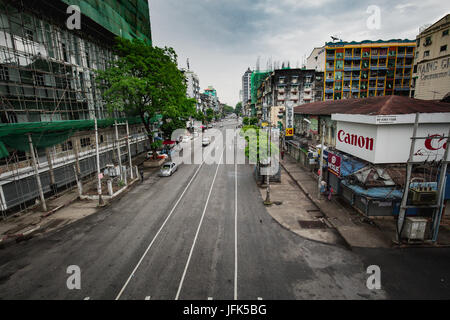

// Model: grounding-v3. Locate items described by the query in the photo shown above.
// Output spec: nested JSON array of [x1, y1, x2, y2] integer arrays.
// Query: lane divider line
[[115, 162, 205, 300], [175, 148, 225, 300], [234, 135, 238, 301]]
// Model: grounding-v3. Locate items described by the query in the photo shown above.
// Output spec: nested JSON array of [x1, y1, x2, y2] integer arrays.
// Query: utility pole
[[317, 122, 326, 200], [126, 121, 134, 180], [115, 120, 123, 181], [431, 127, 450, 242], [265, 103, 272, 205], [94, 118, 104, 205], [28, 134, 47, 212], [397, 113, 420, 242]]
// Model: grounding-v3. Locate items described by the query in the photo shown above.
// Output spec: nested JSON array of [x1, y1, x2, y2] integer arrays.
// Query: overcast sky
[[149, 0, 450, 107]]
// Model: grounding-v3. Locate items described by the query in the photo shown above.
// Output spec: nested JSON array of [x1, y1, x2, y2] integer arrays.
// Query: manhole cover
[[298, 220, 328, 229]]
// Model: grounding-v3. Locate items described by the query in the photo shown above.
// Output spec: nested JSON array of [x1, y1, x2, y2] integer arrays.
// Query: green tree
[[235, 102, 242, 116], [206, 108, 214, 123], [194, 110, 205, 123], [96, 38, 196, 159]]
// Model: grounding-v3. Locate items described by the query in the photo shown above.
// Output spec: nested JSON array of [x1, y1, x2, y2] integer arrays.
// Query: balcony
[[325, 89, 334, 94]]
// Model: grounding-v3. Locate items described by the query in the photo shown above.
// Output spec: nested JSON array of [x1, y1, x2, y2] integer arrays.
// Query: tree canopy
[[96, 38, 196, 145]]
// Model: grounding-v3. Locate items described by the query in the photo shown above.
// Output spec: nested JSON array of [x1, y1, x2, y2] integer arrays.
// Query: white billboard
[[336, 121, 450, 164]]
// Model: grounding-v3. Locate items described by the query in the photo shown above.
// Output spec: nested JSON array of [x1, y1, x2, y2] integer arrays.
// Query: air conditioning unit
[[401, 217, 427, 241], [408, 188, 437, 205]]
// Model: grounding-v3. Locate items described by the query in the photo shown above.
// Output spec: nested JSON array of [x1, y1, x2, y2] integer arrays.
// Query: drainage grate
[[298, 220, 328, 229]]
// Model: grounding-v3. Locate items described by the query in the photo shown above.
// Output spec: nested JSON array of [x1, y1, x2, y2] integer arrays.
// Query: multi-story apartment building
[[182, 69, 201, 111], [306, 47, 326, 72], [257, 68, 324, 123], [411, 14, 450, 100], [0, 0, 152, 215], [204, 86, 220, 112], [324, 40, 416, 101]]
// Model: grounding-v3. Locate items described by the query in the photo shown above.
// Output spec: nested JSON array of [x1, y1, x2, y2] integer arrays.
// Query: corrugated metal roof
[[294, 96, 450, 116]]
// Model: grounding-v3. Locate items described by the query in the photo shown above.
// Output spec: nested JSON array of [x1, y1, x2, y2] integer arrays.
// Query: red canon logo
[[338, 130, 374, 151], [425, 134, 447, 151]]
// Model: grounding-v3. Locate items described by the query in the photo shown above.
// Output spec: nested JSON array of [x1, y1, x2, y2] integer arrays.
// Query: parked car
[[202, 137, 211, 147], [147, 151, 168, 160], [159, 162, 178, 177], [181, 135, 191, 143]]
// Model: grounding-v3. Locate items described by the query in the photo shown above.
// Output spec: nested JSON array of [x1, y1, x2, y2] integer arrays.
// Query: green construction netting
[[0, 117, 143, 157], [62, 0, 152, 43], [251, 71, 270, 105]]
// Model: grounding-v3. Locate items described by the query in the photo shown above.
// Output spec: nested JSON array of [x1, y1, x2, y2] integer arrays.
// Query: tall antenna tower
[[256, 56, 261, 72]]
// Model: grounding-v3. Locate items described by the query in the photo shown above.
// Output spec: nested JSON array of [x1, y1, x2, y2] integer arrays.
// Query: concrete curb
[[280, 162, 353, 251]]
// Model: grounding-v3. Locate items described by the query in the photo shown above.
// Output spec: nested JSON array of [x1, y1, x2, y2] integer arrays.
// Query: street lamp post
[[263, 102, 272, 205], [317, 121, 326, 200]]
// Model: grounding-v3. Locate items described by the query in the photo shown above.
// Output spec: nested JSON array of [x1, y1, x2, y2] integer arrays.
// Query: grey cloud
[[150, 0, 450, 106]]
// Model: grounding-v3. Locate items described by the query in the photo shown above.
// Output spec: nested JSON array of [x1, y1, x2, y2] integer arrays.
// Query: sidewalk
[[280, 155, 393, 249], [0, 162, 158, 248], [280, 154, 450, 248]]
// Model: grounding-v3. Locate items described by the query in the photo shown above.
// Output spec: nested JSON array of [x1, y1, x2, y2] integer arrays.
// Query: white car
[[202, 137, 211, 147], [181, 136, 191, 143], [159, 162, 178, 177], [147, 151, 168, 160]]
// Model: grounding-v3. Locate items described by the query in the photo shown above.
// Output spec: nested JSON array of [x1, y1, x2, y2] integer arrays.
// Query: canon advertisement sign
[[336, 122, 377, 163], [336, 119, 450, 164]]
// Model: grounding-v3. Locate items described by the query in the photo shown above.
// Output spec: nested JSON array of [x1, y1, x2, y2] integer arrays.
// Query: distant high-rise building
[[242, 68, 252, 104], [324, 40, 416, 101]]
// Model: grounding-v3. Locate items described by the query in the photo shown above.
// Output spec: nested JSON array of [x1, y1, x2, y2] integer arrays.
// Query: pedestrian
[[139, 168, 144, 182], [328, 187, 333, 201], [320, 180, 327, 196], [281, 149, 285, 160]]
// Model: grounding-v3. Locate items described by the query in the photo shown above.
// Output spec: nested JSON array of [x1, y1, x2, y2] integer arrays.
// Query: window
[[25, 29, 34, 41], [61, 141, 73, 152], [0, 66, 9, 81], [424, 50, 430, 57], [34, 73, 44, 86], [440, 45, 447, 52], [424, 36, 432, 46], [80, 137, 91, 148], [443, 29, 449, 37], [61, 43, 68, 62], [85, 50, 90, 68], [416, 38, 421, 47]]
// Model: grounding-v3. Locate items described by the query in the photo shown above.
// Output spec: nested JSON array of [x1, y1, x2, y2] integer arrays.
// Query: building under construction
[[0, 0, 153, 216]]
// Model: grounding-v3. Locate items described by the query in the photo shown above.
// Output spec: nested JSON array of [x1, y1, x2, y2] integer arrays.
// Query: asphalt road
[[0, 120, 448, 300]]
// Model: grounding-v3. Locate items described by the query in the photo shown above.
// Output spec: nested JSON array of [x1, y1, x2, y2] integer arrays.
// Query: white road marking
[[115, 162, 205, 300], [175, 148, 225, 300], [145, 296, 151, 300], [234, 137, 238, 301]]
